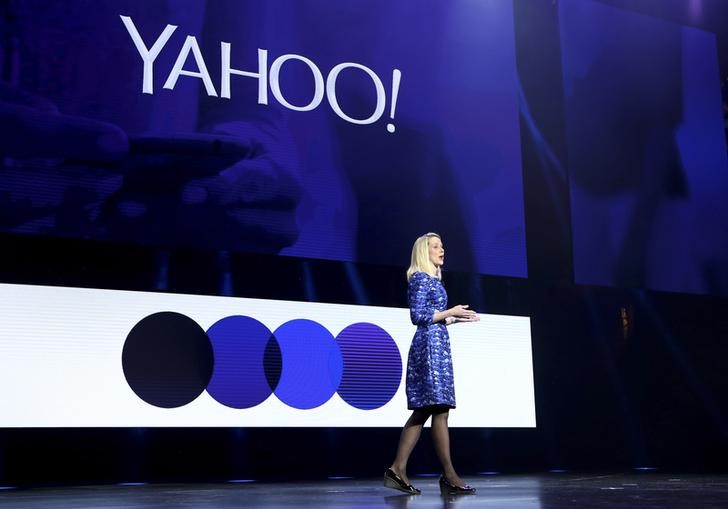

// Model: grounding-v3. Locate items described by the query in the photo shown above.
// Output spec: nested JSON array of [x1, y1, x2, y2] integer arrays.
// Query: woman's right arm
[[409, 273, 435, 326]]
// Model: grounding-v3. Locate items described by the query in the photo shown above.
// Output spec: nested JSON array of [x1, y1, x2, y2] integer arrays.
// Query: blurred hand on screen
[[0, 82, 128, 233], [179, 118, 303, 252]]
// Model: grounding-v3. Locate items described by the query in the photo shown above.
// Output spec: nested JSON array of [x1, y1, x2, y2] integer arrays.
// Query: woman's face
[[428, 236, 444, 268]]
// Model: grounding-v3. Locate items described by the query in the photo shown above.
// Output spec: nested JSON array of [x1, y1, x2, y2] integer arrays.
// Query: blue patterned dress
[[406, 271, 456, 409]]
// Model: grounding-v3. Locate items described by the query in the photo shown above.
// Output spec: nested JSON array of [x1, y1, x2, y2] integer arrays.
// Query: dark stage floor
[[1, 473, 727, 508]]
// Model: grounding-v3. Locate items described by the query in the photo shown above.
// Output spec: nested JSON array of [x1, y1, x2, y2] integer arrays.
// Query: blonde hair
[[406, 232, 442, 280]]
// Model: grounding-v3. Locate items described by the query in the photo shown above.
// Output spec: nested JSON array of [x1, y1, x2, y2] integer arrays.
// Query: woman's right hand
[[447, 305, 479, 322]]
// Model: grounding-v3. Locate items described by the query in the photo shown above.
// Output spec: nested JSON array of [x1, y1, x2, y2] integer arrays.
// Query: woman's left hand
[[446, 315, 479, 325]]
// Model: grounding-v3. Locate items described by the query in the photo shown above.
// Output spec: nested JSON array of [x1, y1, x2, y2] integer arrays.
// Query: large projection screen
[[560, 0, 728, 295], [0, 0, 527, 277]]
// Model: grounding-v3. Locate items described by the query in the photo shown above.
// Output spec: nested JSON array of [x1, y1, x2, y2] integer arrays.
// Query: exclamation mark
[[387, 69, 401, 133]]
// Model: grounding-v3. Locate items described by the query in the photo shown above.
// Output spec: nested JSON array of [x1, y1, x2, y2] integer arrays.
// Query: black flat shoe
[[439, 475, 476, 495], [384, 468, 421, 495]]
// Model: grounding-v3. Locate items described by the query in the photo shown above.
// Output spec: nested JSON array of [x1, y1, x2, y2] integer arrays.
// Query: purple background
[[560, 0, 728, 295]]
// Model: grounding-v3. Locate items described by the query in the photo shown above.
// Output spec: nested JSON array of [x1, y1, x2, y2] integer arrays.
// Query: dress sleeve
[[408, 272, 434, 326]]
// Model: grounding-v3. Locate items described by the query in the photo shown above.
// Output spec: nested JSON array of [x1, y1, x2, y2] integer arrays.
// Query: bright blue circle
[[273, 319, 343, 410], [336, 322, 402, 410], [206, 315, 277, 409]]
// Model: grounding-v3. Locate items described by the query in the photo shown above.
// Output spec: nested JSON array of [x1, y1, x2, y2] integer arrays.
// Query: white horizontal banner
[[0, 283, 535, 428]]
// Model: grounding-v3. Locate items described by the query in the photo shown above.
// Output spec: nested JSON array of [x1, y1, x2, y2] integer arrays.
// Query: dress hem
[[407, 403, 456, 411]]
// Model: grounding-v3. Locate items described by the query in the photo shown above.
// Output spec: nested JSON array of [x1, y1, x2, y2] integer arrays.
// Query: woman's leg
[[389, 408, 431, 484], [431, 408, 465, 485]]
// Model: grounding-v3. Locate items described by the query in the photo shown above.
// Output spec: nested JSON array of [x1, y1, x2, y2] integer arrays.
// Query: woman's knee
[[431, 405, 450, 419], [410, 409, 431, 425]]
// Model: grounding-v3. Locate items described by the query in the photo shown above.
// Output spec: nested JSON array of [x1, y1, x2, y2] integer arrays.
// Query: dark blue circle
[[336, 322, 402, 410], [206, 316, 278, 409], [273, 319, 343, 410], [122, 312, 213, 408]]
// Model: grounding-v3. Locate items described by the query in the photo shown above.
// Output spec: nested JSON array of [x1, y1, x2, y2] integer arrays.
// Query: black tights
[[390, 405, 458, 481]]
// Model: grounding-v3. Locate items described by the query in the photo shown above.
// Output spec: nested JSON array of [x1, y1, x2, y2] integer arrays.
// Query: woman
[[384, 232, 479, 495]]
